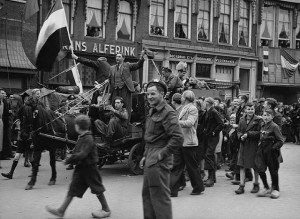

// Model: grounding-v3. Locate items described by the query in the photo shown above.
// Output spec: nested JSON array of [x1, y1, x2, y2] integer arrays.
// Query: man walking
[[140, 80, 183, 219]]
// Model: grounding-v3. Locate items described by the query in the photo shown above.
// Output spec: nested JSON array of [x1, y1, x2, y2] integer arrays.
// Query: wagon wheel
[[128, 143, 144, 175], [97, 157, 107, 169]]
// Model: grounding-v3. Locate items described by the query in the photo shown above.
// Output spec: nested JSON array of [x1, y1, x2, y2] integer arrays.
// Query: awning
[[206, 80, 239, 89], [0, 38, 36, 70]]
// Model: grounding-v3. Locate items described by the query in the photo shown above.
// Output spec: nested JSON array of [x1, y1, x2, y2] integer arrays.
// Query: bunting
[[281, 49, 300, 79]]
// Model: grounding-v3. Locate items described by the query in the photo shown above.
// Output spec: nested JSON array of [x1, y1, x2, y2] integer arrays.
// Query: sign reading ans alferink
[[63, 40, 137, 57]]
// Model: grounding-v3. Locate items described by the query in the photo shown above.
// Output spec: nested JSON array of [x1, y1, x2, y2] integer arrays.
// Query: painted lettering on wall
[[64, 40, 136, 57]]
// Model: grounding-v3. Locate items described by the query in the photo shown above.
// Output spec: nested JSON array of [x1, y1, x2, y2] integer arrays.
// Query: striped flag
[[281, 49, 300, 79], [24, 0, 39, 20], [262, 46, 269, 75], [35, 0, 71, 71]]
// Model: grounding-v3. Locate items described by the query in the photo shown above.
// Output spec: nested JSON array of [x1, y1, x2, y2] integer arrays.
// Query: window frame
[[260, 5, 275, 47], [174, 0, 192, 40], [218, 0, 233, 45], [149, 0, 168, 37], [197, 0, 213, 42], [116, 0, 134, 42], [84, 0, 105, 39], [238, 0, 252, 47], [295, 9, 300, 49], [277, 8, 292, 48]]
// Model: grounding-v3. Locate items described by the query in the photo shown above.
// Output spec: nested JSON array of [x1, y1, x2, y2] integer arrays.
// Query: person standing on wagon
[[72, 51, 146, 122]]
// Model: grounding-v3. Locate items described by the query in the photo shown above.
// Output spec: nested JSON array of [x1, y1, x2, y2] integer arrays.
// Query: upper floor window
[[174, 0, 190, 39], [150, 0, 166, 36], [238, 0, 250, 47], [278, 8, 291, 48], [296, 11, 300, 49], [218, 0, 231, 44], [86, 0, 104, 38], [117, 0, 133, 41], [198, 0, 211, 41], [260, 5, 274, 46]]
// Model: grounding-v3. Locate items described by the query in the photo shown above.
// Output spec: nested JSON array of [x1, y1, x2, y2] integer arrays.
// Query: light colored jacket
[[178, 103, 199, 147]]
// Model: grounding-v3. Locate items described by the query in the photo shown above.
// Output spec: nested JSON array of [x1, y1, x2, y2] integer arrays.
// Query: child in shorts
[[46, 115, 111, 218]]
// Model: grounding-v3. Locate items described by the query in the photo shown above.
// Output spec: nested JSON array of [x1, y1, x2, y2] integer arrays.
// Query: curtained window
[[86, 0, 103, 38], [117, 0, 133, 41], [238, 0, 250, 46], [260, 5, 274, 46], [198, 0, 211, 41], [174, 0, 189, 39], [296, 12, 300, 49], [278, 8, 291, 48], [150, 0, 165, 36], [218, 0, 231, 44]]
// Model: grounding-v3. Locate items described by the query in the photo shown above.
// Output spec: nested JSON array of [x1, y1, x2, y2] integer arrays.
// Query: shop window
[[117, 0, 133, 41], [238, 0, 250, 47], [197, 0, 211, 41], [219, 0, 231, 44], [278, 8, 291, 48], [86, 0, 104, 38], [150, 0, 166, 36], [296, 12, 300, 49], [216, 65, 234, 81], [148, 61, 163, 81], [260, 5, 274, 47], [196, 64, 211, 78], [174, 0, 190, 39], [63, 0, 73, 34], [239, 68, 250, 91]]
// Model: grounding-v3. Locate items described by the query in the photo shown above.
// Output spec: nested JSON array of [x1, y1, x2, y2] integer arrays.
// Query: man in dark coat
[[140, 80, 183, 219], [72, 51, 145, 122], [203, 97, 224, 187]]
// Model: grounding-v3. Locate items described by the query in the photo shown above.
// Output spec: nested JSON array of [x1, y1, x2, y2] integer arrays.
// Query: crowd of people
[[1, 51, 300, 218]]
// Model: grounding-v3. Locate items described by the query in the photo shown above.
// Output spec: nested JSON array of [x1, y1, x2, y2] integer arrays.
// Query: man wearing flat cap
[[162, 67, 183, 102], [140, 79, 183, 219]]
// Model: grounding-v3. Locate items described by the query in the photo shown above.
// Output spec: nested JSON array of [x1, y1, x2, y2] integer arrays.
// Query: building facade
[[256, 0, 300, 104], [0, 0, 37, 93]]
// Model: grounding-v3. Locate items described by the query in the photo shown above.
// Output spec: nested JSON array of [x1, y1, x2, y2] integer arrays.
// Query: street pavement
[[0, 143, 300, 219]]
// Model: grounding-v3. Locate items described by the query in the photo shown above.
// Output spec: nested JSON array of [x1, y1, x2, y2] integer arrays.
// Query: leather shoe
[[190, 191, 202, 195]]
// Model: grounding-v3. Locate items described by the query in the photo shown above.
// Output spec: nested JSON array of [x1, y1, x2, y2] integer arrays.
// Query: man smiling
[[140, 80, 183, 219]]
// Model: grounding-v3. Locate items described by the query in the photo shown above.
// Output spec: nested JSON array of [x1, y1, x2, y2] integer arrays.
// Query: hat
[[258, 97, 265, 103], [162, 67, 172, 73], [97, 57, 107, 62], [146, 79, 168, 95], [205, 97, 215, 105]]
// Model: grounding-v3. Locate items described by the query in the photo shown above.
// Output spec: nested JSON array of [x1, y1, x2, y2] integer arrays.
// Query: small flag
[[281, 49, 300, 79], [262, 46, 269, 75], [24, 0, 39, 20], [35, 0, 71, 71], [66, 65, 83, 93]]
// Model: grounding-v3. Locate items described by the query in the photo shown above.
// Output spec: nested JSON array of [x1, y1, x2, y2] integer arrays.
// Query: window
[[278, 8, 291, 48], [196, 64, 211, 78], [260, 6, 274, 46], [219, 0, 231, 44], [86, 0, 104, 38], [215, 65, 234, 81], [174, 0, 190, 39], [117, 0, 133, 41], [239, 68, 250, 91], [150, 0, 166, 36], [296, 12, 300, 49], [239, 0, 250, 46], [197, 0, 211, 41]]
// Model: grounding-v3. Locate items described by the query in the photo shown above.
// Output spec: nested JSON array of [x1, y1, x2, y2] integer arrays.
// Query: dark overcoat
[[237, 115, 262, 168]]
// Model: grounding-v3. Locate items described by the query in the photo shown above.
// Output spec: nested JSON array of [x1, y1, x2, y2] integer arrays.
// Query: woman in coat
[[235, 102, 262, 194], [177, 90, 204, 195]]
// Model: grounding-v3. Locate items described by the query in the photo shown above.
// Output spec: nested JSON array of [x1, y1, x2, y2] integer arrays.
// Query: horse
[[25, 102, 77, 190]]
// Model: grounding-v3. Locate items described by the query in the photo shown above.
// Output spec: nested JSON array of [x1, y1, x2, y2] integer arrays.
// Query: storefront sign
[[64, 40, 137, 57], [170, 52, 194, 60], [216, 56, 236, 64], [197, 54, 214, 62]]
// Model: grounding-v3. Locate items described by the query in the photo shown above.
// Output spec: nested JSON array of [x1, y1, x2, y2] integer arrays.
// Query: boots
[[235, 184, 245, 194], [205, 170, 215, 187], [1, 160, 18, 179], [251, 183, 260, 193]]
